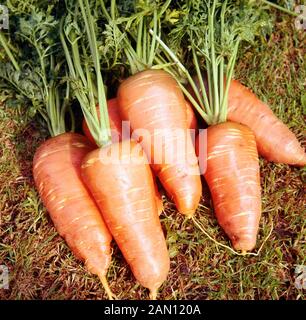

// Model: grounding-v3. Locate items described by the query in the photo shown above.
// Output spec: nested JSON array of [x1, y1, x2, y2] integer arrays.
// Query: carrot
[[190, 75, 306, 167], [33, 133, 113, 296], [227, 79, 306, 166], [62, 0, 170, 299], [1, 6, 115, 298], [154, 0, 268, 252], [197, 122, 261, 251], [81, 140, 170, 299], [82, 98, 164, 215], [117, 69, 202, 217], [98, 2, 202, 217]]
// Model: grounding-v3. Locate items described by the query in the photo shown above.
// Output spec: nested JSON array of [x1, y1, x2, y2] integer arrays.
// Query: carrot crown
[[153, 0, 272, 125], [61, 0, 111, 147]]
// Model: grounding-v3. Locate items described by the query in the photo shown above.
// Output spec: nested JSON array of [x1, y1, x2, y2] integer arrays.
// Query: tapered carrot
[[33, 133, 113, 297], [1, 6, 115, 298], [227, 79, 306, 166], [81, 140, 170, 298], [197, 122, 261, 251], [118, 69, 202, 217], [190, 75, 306, 166], [99, 2, 201, 217], [62, 0, 170, 299], [82, 98, 198, 216], [153, 0, 267, 252]]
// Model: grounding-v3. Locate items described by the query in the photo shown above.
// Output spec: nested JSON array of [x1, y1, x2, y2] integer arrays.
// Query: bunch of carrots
[[0, 0, 304, 300]]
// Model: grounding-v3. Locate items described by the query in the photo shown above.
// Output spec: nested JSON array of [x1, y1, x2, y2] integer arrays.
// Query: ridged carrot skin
[[33, 133, 112, 283], [81, 139, 170, 298], [117, 69, 202, 217], [82, 98, 164, 215], [227, 79, 306, 166], [197, 122, 261, 252]]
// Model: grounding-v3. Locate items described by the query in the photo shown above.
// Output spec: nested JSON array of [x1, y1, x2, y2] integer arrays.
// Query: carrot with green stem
[[182, 4, 305, 167], [189, 70, 306, 167], [61, 0, 169, 299], [153, 0, 273, 252], [0, 6, 114, 298], [101, 0, 202, 217]]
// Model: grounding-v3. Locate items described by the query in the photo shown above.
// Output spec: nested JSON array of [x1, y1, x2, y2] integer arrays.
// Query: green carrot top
[[61, 0, 112, 147], [0, 2, 73, 137], [152, 0, 272, 125], [100, 0, 173, 75]]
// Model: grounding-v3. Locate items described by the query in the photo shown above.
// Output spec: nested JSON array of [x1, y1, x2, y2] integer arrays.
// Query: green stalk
[[136, 17, 143, 60], [60, 80, 72, 132], [60, 16, 99, 141], [205, 55, 213, 122], [219, 0, 227, 122], [192, 47, 212, 117], [151, 30, 210, 122], [110, 0, 116, 19], [78, 0, 110, 146], [100, 0, 143, 73], [71, 35, 87, 87], [209, 1, 220, 122], [148, 9, 157, 66], [262, 0, 298, 17], [142, 16, 147, 64], [0, 32, 20, 71], [101, 0, 170, 74], [219, 40, 240, 123], [178, 84, 210, 124]]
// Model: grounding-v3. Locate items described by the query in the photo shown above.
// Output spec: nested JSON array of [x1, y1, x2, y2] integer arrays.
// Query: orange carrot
[[4, 6, 115, 299], [97, 1, 201, 217], [227, 79, 306, 166], [117, 69, 202, 217], [190, 75, 306, 166], [33, 133, 113, 297], [62, 2, 170, 299], [197, 122, 261, 252], [81, 139, 170, 299], [152, 2, 267, 252]]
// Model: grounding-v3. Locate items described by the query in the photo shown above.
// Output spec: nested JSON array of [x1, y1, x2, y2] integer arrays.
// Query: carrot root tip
[[149, 289, 158, 300], [99, 275, 116, 300]]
